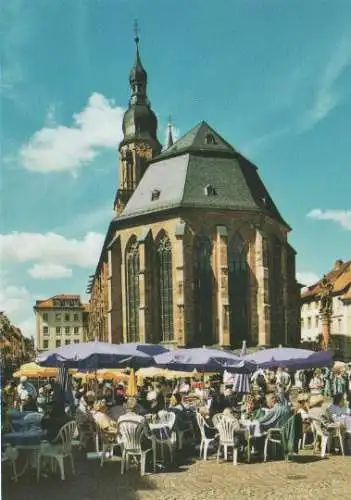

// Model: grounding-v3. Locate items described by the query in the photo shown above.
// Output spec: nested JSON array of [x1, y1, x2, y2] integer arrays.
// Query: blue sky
[[1, 0, 351, 338]]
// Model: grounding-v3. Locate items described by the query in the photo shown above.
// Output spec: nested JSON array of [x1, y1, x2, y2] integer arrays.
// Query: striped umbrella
[[232, 341, 251, 394]]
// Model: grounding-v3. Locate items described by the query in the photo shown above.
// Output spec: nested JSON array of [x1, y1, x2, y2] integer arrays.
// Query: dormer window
[[204, 133, 216, 145], [204, 184, 217, 196], [151, 189, 160, 201]]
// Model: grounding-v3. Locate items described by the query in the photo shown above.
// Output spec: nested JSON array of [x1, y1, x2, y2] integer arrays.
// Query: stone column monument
[[318, 276, 333, 350]]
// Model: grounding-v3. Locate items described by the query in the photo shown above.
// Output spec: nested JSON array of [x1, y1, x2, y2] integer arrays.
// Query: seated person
[[76, 393, 95, 426], [308, 395, 327, 419], [36, 388, 47, 413], [257, 393, 291, 431], [222, 407, 240, 427], [102, 383, 114, 408], [40, 400, 71, 443], [91, 400, 118, 434], [118, 397, 146, 425], [326, 393, 348, 420], [169, 393, 190, 431], [109, 395, 127, 421], [245, 397, 265, 421]]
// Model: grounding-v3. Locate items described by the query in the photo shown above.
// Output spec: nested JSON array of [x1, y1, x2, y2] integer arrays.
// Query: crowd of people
[[2, 362, 351, 470]]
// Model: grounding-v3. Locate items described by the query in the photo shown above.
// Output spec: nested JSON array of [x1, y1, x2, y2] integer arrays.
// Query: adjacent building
[[87, 34, 300, 349], [0, 312, 35, 378], [301, 259, 351, 359], [34, 295, 89, 351]]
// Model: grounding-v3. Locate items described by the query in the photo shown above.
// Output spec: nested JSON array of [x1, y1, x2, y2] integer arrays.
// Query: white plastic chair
[[155, 411, 176, 462], [216, 417, 240, 466], [2, 444, 18, 482], [195, 412, 217, 461], [263, 428, 284, 462], [37, 421, 76, 481], [311, 419, 345, 457], [117, 420, 155, 476]]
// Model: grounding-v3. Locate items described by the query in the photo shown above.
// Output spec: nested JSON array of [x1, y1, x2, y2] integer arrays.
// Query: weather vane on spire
[[133, 19, 140, 45]]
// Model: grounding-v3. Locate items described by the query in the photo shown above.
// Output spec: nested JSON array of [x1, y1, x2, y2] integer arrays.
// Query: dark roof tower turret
[[120, 22, 161, 152]]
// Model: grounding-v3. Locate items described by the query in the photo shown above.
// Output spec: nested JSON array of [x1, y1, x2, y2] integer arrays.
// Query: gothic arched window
[[228, 232, 250, 347], [193, 235, 213, 346], [155, 232, 174, 342], [125, 236, 140, 342]]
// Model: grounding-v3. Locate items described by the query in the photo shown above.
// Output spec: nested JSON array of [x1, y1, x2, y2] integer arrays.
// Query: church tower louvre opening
[[114, 23, 162, 215]]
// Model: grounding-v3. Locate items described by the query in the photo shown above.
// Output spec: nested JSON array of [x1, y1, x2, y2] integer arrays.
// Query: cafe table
[[2, 429, 46, 478]]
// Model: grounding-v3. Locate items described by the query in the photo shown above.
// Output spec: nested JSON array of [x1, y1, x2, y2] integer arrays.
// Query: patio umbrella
[[154, 347, 256, 373], [13, 362, 62, 378], [231, 341, 251, 394], [36, 341, 165, 370], [127, 368, 138, 396], [243, 347, 333, 370]]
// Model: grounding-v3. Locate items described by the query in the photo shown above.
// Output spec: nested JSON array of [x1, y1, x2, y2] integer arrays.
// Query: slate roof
[[116, 121, 289, 228]]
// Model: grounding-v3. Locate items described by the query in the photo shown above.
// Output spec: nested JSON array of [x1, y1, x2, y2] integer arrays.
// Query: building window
[[43, 340, 49, 349], [307, 317, 311, 328], [43, 313, 48, 321], [204, 133, 216, 145], [43, 326, 49, 335], [56, 340, 61, 348], [74, 340, 79, 344], [65, 314, 70, 321], [151, 189, 160, 201], [228, 232, 250, 347], [126, 236, 140, 342], [55, 313, 61, 321], [74, 313, 79, 321], [155, 232, 174, 342], [338, 318, 342, 332], [74, 327, 79, 334], [65, 339, 70, 345], [56, 327, 61, 334], [301, 318, 304, 328], [65, 327, 70, 334], [193, 235, 213, 346], [315, 316, 319, 328]]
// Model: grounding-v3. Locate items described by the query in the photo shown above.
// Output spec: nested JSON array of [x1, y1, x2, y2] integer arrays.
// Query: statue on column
[[319, 275, 333, 316], [318, 275, 333, 350]]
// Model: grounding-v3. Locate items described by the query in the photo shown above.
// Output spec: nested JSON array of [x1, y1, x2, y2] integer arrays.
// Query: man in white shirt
[[17, 376, 37, 407]]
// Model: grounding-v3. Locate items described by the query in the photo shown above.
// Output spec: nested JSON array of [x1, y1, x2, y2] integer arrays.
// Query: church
[[87, 33, 300, 349]]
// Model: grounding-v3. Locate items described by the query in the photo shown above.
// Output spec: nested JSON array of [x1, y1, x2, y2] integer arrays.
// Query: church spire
[[167, 116, 174, 149], [129, 20, 148, 105]]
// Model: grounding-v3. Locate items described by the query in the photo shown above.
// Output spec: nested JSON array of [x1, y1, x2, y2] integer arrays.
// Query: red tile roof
[[301, 260, 351, 301], [35, 294, 82, 309]]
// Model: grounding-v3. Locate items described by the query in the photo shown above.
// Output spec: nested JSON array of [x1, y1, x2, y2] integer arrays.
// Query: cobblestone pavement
[[2, 448, 351, 500]]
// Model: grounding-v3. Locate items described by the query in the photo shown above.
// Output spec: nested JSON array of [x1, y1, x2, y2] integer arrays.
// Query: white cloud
[[17, 317, 36, 340], [28, 263, 73, 280], [19, 93, 124, 173], [0, 285, 31, 316], [0, 231, 104, 268], [296, 271, 320, 288], [307, 209, 351, 231], [304, 37, 351, 129]]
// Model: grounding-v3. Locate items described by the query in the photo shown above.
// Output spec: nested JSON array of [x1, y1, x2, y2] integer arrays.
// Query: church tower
[[114, 25, 162, 215]]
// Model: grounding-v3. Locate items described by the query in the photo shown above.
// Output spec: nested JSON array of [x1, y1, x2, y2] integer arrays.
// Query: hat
[[104, 383, 113, 389], [20, 376, 27, 383]]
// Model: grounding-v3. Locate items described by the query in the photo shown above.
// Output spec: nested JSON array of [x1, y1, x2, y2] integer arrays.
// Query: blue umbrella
[[154, 347, 256, 373], [244, 347, 333, 370], [36, 341, 168, 370]]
